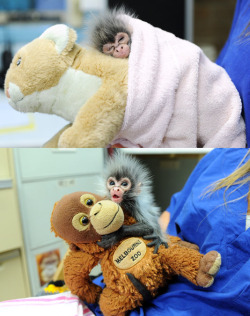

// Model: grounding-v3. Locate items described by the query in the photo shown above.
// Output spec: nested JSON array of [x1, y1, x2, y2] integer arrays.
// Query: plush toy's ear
[[40, 24, 77, 55], [50, 201, 59, 234]]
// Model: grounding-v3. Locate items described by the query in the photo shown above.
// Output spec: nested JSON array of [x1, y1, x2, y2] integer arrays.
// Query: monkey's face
[[107, 177, 132, 204], [51, 192, 103, 244], [102, 32, 130, 58]]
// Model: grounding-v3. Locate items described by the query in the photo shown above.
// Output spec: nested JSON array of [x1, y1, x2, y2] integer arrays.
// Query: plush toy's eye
[[72, 212, 90, 231], [85, 199, 93, 206], [16, 58, 21, 66], [80, 193, 96, 207], [80, 215, 89, 225]]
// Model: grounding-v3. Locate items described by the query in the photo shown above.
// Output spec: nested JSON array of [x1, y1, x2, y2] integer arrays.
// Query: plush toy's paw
[[58, 127, 79, 148], [196, 251, 221, 287], [143, 235, 168, 254], [58, 125, 106, 148], [78, 283, 102, 304]]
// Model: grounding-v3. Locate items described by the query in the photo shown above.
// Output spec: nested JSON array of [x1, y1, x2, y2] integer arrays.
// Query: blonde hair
[[205, 150, 250, 203], [211, 150, 250, 190], [196, 151, 250, 231]]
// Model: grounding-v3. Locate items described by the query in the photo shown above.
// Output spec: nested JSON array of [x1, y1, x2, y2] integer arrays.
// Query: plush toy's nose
[[5, 88, 10, 98]]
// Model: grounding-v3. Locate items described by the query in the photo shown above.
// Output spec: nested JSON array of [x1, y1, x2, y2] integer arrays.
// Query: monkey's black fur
[[89, 8, 133, 52]]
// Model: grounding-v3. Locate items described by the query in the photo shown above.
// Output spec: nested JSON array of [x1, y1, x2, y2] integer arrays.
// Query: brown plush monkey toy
[[51, 191, 221, 316]]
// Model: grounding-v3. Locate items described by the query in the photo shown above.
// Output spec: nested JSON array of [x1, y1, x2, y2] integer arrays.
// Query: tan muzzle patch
[[90, 200, 124, 235]]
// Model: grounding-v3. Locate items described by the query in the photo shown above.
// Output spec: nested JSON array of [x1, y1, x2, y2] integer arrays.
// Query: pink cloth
[[110, 15, 246, 148], [0, 292, 94, 316]]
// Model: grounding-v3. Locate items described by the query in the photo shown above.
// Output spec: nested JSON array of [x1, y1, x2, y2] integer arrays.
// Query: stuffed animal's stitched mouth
[[103, 207, 120, 229]]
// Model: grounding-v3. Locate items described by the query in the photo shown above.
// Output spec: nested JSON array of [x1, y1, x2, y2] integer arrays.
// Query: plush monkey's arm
[[159, 243, 221, 287], [168, 235, 199, 251], [64, 249, 102, 303]]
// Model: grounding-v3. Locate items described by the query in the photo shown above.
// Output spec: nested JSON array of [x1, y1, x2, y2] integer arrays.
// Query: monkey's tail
[[126, 273, 153, 302]]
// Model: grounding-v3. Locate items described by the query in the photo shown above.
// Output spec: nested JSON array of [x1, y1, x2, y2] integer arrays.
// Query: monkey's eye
[[109, 180, 115, 186], [16, 57, 21, 66], [119, 37, 124, 42], [79, 215, 89, 226], [121, 181, 128, 186], [85, 199, 94, 206]]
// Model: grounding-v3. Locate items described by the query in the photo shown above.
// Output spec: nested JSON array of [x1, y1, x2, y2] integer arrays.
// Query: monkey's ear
[[135, 182, 142, 195]]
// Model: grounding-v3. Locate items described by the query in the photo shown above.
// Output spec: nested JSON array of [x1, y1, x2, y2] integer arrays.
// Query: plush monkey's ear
[[51, 201, 59, 234], [40, 24, 77, 55]]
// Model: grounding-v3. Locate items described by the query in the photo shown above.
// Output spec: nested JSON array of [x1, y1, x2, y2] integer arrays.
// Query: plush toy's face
[[90, 199, 124, 235], [4, 25, 77, 115], [51, 191, 124, 244]]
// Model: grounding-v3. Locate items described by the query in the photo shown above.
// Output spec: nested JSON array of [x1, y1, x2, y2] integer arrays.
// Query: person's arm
[[159, 211, 170, 233]]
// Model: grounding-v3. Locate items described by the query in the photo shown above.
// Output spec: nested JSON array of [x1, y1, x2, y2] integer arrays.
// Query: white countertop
[[0, 90, 69, 147]]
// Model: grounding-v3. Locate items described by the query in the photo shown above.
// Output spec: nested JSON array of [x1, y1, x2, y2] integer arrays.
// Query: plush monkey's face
[[51, 192, 124, 244], [51, 192, 103, 244]]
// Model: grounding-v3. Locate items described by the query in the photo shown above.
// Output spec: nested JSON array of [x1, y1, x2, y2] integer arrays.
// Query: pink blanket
[[0, 292, 94, 316], [110, 15, 246, 148]]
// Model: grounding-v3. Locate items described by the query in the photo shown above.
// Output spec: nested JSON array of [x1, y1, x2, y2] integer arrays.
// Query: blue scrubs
[[216, 0, 250, 146], [89, 149, 250, 316]]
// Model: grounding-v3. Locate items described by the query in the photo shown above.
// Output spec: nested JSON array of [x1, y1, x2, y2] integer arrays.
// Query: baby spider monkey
[[90, 9, 133, 58], [98, 151, 168, 253]]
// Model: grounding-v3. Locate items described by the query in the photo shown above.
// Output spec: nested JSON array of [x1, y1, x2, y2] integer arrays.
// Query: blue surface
[[35, 0, 66, 11], [216, 0, 250, 146], [0, 0, 32, 11]]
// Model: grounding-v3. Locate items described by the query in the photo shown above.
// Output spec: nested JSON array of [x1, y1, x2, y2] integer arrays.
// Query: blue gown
[[90, 149, 250, 316], [216, 0, 250, 146]]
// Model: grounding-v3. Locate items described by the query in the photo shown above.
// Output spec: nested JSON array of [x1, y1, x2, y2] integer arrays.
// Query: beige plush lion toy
[[4, 19, 246, 148], [4, 24, 128, 148]]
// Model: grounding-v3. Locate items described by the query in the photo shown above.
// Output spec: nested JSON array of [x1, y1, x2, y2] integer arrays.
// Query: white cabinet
[[13, 148, 105, 295], [16, 149, 104, 180]]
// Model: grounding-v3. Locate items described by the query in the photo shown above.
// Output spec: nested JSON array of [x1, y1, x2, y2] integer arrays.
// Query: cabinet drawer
[[0, 189, 22, 253], [0, 149, 11, 179], [0, 249, 27, 301], [15, 149, 104, 180], [20, 174, 102, 249]]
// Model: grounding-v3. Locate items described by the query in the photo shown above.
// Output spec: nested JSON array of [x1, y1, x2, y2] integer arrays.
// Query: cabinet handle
[[0, 179, 12, 189], [0, 249, 19, 263]]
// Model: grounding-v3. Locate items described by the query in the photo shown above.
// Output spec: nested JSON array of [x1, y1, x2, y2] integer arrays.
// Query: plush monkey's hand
[[97, 223, 154, 249], [143, 235, 168, 254]]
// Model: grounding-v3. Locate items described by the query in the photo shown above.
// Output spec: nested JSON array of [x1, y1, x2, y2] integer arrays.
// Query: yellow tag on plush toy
[[113, 238, 147, 269]]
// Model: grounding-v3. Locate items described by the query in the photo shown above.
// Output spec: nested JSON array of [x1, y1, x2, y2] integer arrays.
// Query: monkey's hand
[[97, 223, 154, 249], [143, 235, 168, 254]]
